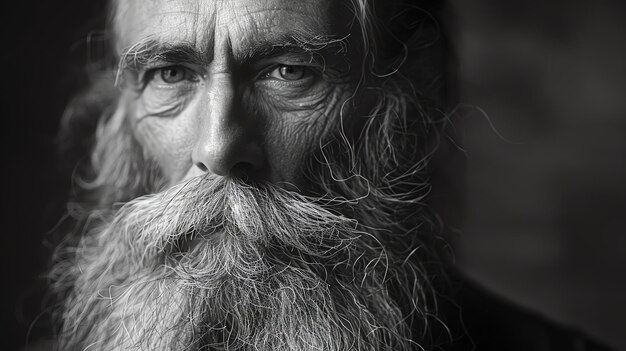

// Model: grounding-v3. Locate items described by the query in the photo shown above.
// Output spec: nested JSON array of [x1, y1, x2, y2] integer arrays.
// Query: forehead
[[114, 0, 344, 54]]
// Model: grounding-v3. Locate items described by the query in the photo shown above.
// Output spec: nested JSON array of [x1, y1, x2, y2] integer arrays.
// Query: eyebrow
[[115, 38, 204, 84], [240, 32, 350, 61], [115, 32, 350, 83]]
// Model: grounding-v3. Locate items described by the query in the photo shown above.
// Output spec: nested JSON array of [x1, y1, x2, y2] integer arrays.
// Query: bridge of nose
[[191, 35, 264, 176]]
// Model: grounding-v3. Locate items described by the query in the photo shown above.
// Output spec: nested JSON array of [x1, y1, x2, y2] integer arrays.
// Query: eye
[[147, 66, 197, 85], [160, 66, 187, 83], [266, 65, 309, 81]]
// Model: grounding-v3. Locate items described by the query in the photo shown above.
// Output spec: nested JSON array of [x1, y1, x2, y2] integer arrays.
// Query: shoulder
[[433, 277, 614, 351]]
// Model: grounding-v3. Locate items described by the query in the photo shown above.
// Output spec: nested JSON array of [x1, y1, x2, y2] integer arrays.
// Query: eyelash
[[261, 64, 314, 81], [144, 66, 199, 85], [147, 63, 315, 79]]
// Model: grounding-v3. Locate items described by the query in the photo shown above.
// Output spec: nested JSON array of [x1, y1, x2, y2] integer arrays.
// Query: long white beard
[[52, 176, 434, 350]]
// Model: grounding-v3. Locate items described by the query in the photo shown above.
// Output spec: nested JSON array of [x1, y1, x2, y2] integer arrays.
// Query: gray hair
[[51, 1, 456, 349]]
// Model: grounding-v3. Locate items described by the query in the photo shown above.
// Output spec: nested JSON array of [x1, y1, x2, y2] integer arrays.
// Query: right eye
[[137, 65, 202, 117], [147, 66, 198, 85], [160, 66, 186, 83]]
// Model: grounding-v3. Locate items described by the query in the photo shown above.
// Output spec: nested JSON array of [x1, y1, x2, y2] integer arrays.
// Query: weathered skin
[[115, 0, 355, 185]]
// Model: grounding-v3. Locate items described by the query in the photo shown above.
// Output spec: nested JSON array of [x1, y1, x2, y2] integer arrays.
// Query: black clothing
[[433, 277, 613, 351]]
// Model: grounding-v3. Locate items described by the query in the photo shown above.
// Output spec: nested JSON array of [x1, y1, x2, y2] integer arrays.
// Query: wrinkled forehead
[[112, 0, 349, 54]]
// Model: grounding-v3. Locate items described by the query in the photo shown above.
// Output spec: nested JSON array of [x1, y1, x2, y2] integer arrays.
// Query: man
[[43, 0, 610, 350]]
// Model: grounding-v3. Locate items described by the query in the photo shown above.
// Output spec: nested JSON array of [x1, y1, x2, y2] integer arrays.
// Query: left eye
[[266, 65, 308, 81]]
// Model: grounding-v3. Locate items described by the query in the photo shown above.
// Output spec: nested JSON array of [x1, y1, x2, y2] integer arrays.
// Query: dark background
[[1, 2, 107, 350], [453, 2, 626, 349], [1, 1, 625, 350]]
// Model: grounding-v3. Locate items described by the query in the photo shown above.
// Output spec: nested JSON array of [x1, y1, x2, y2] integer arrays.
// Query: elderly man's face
[[116, 0, 353, 185], [53, 1, 442, 350]]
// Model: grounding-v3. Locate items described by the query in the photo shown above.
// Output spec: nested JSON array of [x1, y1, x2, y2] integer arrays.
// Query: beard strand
[[51, 175, 432, 350]]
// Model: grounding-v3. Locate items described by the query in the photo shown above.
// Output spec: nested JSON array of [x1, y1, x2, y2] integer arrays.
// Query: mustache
[[104, 175, 366, 263]]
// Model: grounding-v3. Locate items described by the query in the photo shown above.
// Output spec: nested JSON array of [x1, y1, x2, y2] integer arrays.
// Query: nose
[[192, 72, 264, 177]]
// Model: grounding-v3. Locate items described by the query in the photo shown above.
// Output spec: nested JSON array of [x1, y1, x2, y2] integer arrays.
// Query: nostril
[[196, 162, 208, 172], [229, 162, 255, 181]]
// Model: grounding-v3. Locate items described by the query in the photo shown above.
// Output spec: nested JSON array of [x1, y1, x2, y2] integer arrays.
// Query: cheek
[[133, 116, 195, 182], [259, 86, 352, 182], [126, 75, 202, 183]]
